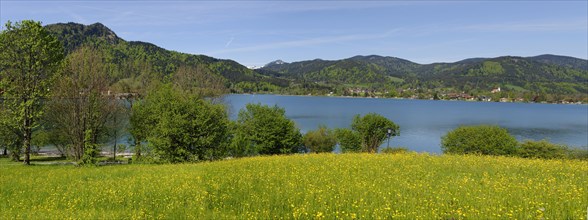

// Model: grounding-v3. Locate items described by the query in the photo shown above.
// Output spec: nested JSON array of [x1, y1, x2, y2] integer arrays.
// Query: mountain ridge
[[44, 22, 289, 94], [42, 22, 587, 101]]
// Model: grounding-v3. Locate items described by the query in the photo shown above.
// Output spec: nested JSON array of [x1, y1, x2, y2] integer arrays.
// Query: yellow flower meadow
[[1, 153, 587, 219]]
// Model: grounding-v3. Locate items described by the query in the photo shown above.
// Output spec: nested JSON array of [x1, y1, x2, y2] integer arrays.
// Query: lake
[[224, 94, 588, 153]]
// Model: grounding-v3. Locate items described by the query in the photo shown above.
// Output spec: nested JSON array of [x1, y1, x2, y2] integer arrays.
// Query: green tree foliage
[[0, 20, 64, 164], [44, 46, 118, 162], [232, 103, 302, 155], [131, 84, 229, 163], [303, 125, 337, 153], [517, 140, 568, 159], [351, 113, 399, 153], [0, 108, 22, 161], [441, 125, 518, 156], [334, 128, 362, 153], [171, 65, 228, 97]]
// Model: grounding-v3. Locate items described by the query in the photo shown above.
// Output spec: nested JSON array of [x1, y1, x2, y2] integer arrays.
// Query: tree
[[132, 84, 229, 163], [104, 99, 128, 161], [351, 113, 399, 153], [44, 46, 114, 162], [334, 128, 362, 153], [303, 125, 337, 153], [232, 103, 302, 155], [441, 125, 518, 156], [0, 20, 64, 164]]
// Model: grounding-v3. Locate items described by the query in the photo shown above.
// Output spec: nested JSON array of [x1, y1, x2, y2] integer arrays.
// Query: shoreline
[[227, 93, 588, 106]]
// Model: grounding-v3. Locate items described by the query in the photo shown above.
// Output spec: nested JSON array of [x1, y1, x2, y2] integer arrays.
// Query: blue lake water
[[224, 94, 588, 153]]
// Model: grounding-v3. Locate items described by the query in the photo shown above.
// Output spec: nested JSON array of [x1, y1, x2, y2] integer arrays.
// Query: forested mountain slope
[[45, 22, 288, 94], [260, 54, 588, 96], [44, 22, 587, 100]]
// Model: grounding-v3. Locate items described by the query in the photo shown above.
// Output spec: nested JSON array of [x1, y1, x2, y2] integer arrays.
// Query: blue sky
[[2, 1, 587, 67]]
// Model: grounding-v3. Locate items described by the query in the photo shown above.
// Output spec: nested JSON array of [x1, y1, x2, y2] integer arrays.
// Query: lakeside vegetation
[[1, 20, 588, 219], [1, 153, 587, 219]]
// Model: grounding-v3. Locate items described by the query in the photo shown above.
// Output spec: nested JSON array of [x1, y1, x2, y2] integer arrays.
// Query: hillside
[[260, 54, 588, 99], [261, 55, 419, 84], [44, 22, 288, 94], [43, 22, 587, 101], [1, 153, 586, 219]]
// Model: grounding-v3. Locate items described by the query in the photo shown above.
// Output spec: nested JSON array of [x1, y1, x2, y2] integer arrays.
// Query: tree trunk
[[2, 147, 6, 156], [113, 131, 117, 161], [135, 139, 141, 159], [23, 125, 31, 165]]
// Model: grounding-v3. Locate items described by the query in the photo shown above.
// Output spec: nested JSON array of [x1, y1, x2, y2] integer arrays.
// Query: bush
[[303, 125, 337, 153], [567, 147, 588, 160], [441, 125, 518, 156], [381, 147, 409, 154], [334, 128, 362, 153], [517, 140, 568, 159]]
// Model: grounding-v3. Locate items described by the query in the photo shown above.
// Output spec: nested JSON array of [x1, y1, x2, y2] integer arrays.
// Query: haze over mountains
[[44, 22, 587, 99]]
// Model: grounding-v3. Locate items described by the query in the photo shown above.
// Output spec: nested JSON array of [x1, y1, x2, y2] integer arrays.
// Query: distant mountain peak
[[264, 60, 288, 67], [45, 22, 121, 52]]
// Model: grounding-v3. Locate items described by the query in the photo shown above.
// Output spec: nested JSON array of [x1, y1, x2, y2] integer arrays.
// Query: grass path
[[1, 153, 587, 219]]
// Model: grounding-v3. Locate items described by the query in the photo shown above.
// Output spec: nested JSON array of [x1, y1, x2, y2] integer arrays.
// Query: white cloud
[[225, 36, 235, 48]]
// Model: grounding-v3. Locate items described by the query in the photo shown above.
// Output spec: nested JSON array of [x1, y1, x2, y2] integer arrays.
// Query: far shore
[[227, 93, 588, 105]]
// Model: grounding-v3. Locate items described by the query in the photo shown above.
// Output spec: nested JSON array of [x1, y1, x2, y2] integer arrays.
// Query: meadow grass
[[1, 153, 586, 219]]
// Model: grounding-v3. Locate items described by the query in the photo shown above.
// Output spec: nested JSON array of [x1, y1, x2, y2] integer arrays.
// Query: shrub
[[441, 125, 518, 156], [381, 147, 409, 154], [334, 128, 361, 153], [303, 125, 337, 153], [567, 147, 588, 160], [517, 140, 568, 159]]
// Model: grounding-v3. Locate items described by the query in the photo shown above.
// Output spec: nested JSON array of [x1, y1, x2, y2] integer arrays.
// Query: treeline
[[258, 55, 588, 103], [442, 125, 588, 160], [113, 84, 401, 163]]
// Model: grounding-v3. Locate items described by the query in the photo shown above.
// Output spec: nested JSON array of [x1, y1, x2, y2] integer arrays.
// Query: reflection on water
[[226, 94, 588, 153]]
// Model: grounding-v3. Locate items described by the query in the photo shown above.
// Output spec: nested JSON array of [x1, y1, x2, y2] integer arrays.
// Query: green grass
[[1, 153, 587, 219], [387, 76, 405, 83], [504, 84, 529, 92]]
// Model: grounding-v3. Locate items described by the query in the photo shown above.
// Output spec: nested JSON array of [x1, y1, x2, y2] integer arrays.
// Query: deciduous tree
[[44, 45, 115, 162], [0, 20, 64, 164], [232, 103, 302, 155], [131, 84, 229, 162], [351, 113, 399, 153]]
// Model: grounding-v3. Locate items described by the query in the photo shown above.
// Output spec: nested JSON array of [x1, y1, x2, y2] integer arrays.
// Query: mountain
[[44, 22, 288, 94], [527, 54, 588, 71], [258, 54, 588, 95], [264, 60, 289, 68], [260, 55, 420, 84], [43, 22, 587, 101], [44, 22, 121, 53]]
